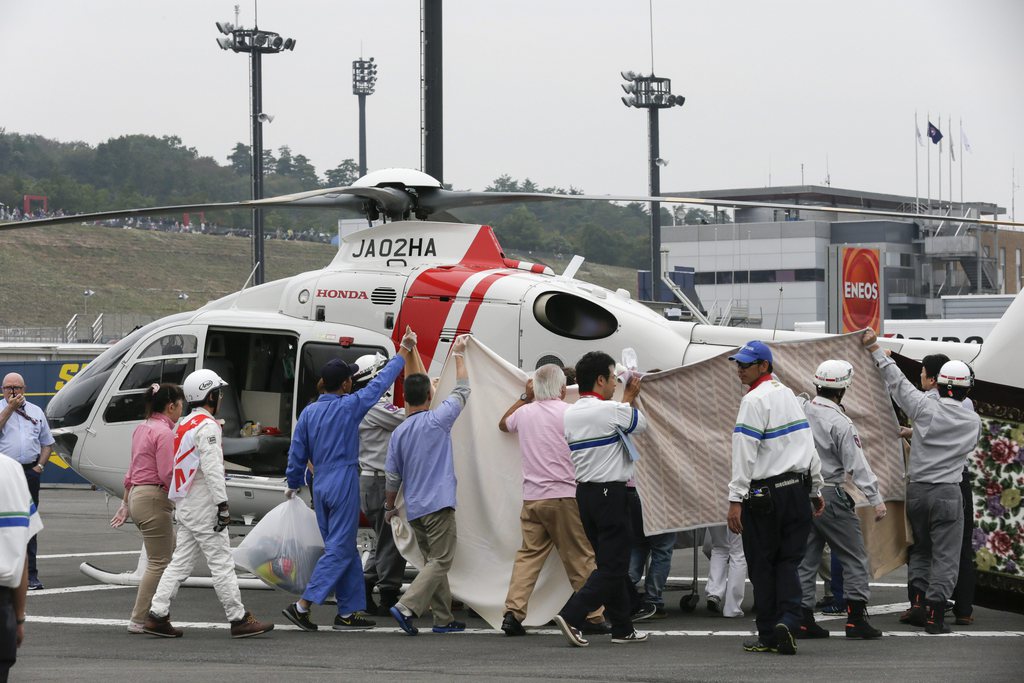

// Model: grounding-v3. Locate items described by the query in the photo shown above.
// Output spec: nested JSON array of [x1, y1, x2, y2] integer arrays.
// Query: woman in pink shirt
[[110, 382, 185, 633]]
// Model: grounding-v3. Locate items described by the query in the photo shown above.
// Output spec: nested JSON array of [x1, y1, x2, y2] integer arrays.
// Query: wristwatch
[[520, 393, 530, 402]]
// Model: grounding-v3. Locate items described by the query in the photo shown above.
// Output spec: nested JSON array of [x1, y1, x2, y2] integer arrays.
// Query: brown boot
[[230, 611, 274, 638], [143, 612, 183, 638]]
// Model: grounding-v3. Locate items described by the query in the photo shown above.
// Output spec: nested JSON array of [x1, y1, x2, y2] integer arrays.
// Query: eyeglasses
[[2, 385, 24, 391], [736, 362, 758, 370]]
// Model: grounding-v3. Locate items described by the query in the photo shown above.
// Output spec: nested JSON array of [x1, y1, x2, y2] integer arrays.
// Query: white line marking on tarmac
[[816, 602, 906, 621], [22, 616, 1024, 637], [666, 576, 907, 588], [39, 550, 140, 560], [27, 585, 133, 597]]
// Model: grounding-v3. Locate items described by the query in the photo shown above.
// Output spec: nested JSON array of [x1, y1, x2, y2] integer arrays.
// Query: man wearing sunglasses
[[0, 373, 55, 591], [725, 343, 824, 655]]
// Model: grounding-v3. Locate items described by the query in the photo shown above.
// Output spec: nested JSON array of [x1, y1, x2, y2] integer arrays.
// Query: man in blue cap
[[726, 341, 823, 655], [282, 326, 418, 632]]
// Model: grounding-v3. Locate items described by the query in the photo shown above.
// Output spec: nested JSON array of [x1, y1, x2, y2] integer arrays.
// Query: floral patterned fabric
[[971, 418, 1024, 576]]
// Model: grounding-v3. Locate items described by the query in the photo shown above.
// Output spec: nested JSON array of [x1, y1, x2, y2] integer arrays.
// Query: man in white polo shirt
[[1, 454, 43, 681], [552, 351, 648, 647], [497, 364, 608, 637]]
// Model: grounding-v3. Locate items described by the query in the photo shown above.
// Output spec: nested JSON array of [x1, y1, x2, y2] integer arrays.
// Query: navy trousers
[[740, 481, 812, 645]]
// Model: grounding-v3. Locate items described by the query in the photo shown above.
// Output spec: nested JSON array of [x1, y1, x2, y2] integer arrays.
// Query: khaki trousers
[[504, 497, 604, 622], [402, 508, 456, 626], [127, 485, 175, 624]]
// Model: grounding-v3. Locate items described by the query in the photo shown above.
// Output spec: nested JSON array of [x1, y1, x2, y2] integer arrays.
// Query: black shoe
[[281, 603, 318, 632], [924, 601, 951, 635], [364, 583, 378, 615], [334, 613, 375, 630], [377, 589, 401, 616], [706, 595, 722, 613], [742, 637, 777, 653], [27, 578, 44, 591], [432, 621, 466, 633], [610, 630, 649, 644], [501, 611, 526, 636], [774, 623, 797, 655], [631, 603, 657, 622], [796, 607, 830, 639], [581, 619, 612, 635], [552, 615, 588, 648], [814, 595, 834, 609], [845, 600, 882, 639]]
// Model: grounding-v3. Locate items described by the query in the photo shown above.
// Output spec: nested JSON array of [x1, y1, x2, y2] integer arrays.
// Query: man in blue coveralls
[[282, 326, 418, 631]]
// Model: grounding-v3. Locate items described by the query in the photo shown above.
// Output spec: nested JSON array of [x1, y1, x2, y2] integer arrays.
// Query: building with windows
[[660, 185, 1018, 330]]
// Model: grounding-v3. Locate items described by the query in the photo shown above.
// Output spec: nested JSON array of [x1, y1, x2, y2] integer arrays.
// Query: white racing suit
[[149, 408, 245, 622]]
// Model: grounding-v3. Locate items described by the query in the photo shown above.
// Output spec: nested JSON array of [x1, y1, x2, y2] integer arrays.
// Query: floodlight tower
[[215, 19, 296, 285], [352, 57, 378, 178], [620, 71, 685, 299]]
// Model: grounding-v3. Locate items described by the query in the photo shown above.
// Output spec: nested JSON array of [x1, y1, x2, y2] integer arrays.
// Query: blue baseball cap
[[729, 340, 773, 365]]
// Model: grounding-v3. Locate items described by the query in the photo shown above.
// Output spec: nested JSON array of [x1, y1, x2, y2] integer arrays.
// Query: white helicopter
[[4, 168, 1022, 524]]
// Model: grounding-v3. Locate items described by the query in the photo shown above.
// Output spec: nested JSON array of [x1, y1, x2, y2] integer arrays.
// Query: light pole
[[352, 57, 378, 178], [216, 19, 295, 286], [177, 291, 190, 312], [620, 71, 685, 300], [83, 289, 95, 317]]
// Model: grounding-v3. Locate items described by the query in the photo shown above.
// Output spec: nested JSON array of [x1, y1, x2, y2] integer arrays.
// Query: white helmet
[[353, 353, 388, 384], [937, 360, 974, 388], [813, 359, 854, 389], [183, 369, 229, 404]]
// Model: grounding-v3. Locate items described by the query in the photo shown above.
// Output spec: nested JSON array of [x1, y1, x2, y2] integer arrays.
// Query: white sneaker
[[611, 630, 649, 644]]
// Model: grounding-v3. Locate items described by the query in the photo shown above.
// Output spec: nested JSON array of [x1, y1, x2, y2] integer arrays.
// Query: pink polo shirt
[[123, 412, 176, 491], [504, 399, 577, 501]]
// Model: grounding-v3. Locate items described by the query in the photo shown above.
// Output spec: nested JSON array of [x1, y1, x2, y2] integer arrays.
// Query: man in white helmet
[[144, 369, 273, 639], [862, 330, 981, 634], [795, 359, 886, 640], [355, 348, 426, 616]]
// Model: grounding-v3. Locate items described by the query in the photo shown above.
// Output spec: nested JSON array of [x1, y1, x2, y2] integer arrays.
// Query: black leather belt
[[751, 471, 808, 490]]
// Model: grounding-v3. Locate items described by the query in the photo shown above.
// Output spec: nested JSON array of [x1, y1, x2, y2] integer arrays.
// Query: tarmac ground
[[14, 489, 1024, 682]]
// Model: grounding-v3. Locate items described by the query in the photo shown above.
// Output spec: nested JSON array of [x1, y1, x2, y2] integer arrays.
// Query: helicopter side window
[[139, 334, 197, 358], [118, 358, 195, 391], [532, 292, 618, 341], [297, 342, 389, 417]]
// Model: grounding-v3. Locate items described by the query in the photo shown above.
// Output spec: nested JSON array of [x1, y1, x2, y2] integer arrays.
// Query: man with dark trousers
[[726, 341, 824, 655], [552, 351, 648, 647]]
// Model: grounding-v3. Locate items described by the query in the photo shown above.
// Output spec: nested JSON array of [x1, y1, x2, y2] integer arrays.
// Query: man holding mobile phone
[[0, 373, 54, 591]]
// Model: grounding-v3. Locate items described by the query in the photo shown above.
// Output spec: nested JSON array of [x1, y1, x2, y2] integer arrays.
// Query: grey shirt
[[358, 398, 406, 472], [800, 395, 883, 505], [872, 349, 981, 485]]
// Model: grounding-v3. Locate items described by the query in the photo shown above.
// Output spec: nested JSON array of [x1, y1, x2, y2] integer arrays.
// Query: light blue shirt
[[385, 380, 470, 521], [0, 399, 55, 465]]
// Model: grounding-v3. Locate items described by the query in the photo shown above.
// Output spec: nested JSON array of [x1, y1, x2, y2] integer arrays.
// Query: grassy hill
[[0, 224, 640, 330]]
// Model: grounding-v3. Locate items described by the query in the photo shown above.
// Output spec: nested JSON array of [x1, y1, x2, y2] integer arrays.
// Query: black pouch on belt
[[746, 485, 774, 515], [834, 486, 855, 511]]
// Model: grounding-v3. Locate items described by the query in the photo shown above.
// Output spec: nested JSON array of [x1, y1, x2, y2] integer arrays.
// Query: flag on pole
[[916, 123, 924, 147], [962, 127, 972, 153], [950, 139, 956, 162], [927, 121, 943, 144]]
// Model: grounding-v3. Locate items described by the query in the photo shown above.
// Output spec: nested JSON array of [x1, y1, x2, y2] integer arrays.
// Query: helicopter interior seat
[[202, 356, 291, 475]]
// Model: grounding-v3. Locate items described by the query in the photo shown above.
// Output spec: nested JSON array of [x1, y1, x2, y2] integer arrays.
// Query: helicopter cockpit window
[[532, 292, 618, 341], [139, 334, 197, 358]]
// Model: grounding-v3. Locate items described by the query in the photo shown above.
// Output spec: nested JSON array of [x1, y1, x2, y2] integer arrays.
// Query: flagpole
[[915, 111, 920, 213], [927, 112, 931, 212], [948, 114, 954, 213], [959, 117, 964, 207], [938, 114, 943, 219]]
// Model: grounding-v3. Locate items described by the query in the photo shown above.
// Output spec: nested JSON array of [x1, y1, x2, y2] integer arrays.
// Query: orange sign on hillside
[[841, 247, 881, 333]]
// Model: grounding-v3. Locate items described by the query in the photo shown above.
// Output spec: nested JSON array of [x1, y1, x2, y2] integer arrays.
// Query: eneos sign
[[841, 247, 881, 333]]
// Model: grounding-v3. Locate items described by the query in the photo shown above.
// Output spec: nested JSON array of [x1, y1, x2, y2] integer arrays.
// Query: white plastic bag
[[233, 497, 324, 595]]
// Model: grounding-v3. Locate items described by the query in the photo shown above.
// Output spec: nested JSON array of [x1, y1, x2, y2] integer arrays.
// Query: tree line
[[0, 130, 728, 269]]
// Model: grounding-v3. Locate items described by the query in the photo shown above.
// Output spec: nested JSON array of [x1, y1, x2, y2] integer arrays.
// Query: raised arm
[[499, 379, 532, 432]]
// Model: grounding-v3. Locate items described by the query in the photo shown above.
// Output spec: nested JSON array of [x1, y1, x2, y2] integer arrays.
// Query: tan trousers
[[127, 485, 175, 624], [402, 508, 456, 626], [504, 497, 604, 622]]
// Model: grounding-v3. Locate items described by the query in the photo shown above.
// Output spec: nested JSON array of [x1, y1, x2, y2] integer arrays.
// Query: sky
[[2, 0, 1023, 217]]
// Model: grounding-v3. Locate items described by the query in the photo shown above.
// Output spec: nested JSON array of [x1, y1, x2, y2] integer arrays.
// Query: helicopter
[[4, 167, 1022, 525]]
